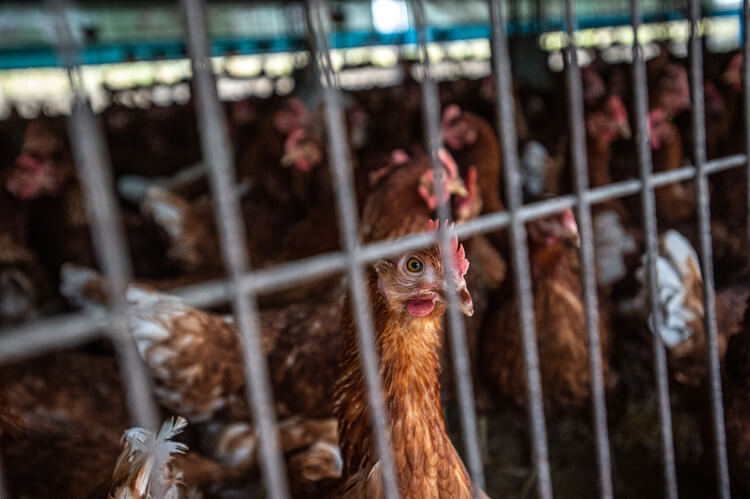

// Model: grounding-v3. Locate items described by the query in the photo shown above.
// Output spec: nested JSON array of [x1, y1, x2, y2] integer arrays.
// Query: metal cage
[[0, 0, 747, 498]]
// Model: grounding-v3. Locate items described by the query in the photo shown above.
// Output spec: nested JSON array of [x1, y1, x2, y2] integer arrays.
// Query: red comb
[[607, 95, 628, 123], [437, 148, 459, 180], [391, 148, 410, 165], [442, 104, 461, 127], [424, 219, 470, 278], [283, 128, 306, 154]]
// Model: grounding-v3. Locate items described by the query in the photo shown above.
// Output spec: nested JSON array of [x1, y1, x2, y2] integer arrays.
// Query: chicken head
[[374, 219, 473, 318]]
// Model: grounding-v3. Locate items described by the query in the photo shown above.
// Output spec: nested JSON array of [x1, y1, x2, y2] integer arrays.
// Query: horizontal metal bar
[[1, 152, 747, 362], [0, 312, 106, 363]]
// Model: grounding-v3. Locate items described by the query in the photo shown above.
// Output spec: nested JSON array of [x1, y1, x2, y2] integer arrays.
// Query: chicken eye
[[405, 257, 424, 274]]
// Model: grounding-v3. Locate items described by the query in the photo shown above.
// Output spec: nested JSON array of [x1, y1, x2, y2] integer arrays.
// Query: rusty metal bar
[[179, 0, 290, 497], [489, 1, 553, 498], [630, 1, 679, 498], [562, 2, 614, 497], [410, 0, 486, 495], [46, 0, 160, 431], [687, 0, 731, 497], [307, 1, 400, 497]]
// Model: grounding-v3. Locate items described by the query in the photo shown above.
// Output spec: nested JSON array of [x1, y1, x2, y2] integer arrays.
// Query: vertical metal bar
[[410, 0, 486, 495], [744, 0, 750, 253], [561, 2, 614, 498], [629, 2, 679, 498], [306, 1, 400, 498], [179, 1, 290, 498], [47, 0, 159, 431], [687, 1, 731, 497], [488, 2, 553, 498]]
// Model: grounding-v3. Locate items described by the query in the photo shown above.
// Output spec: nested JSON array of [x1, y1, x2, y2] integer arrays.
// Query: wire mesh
[[307, 0, 401, 496], [489, 1, 554, 498], [180, 0, 290, 497], [687, 0, 731, 497], [47, 0, 160, 431], [629, 1, 680, 497], [411, 0, 486, 494], [561, 2, 614, 498], [0, 1, 746, 498]]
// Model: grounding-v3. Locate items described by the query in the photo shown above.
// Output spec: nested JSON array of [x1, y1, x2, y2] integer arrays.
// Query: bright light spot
[[276, 76, 295, 95], [370, 46, 399, 67], [371, 0, 409, 34], [225, 55, 262, 77]]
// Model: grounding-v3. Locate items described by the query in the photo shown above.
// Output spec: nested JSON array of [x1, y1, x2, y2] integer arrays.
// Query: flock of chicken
[[1, 42, 750, 498]]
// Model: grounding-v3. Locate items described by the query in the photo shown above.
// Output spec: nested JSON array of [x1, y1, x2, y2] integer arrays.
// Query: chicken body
[[0, 350, 129, 499], [334, 224, 485, 498], [724, 296, 750, 495], [482, 209, 613, 409]]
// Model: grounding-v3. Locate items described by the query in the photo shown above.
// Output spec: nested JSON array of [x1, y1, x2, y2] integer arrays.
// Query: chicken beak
[[280, 149, 302, 167], [449, 178, 468, 198], [618, 121, 632, 140], [457, 280, 474, 317]]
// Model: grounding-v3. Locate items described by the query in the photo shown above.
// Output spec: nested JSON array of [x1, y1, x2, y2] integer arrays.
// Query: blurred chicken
[[59, 263, 344, 421], [441, 104, 503, 215], [205, 416, 341, 494], [632, 230, 750, 388], [335, 220, 486, 498], [724, 296, 750, 496], [0, 349, 129, 498], [360, 147, 469, 242], [0, 194, 52, 326], [647, 61, 696, 224], [5, 118, 167, 284], [482, 208, 614, 409], [105, 416, 196, 499]]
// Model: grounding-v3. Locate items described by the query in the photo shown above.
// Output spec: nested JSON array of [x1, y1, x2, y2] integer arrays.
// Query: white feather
[[111, 417, 189, 499], [636, 230, 703, 348], [520, 141, 549, 197], [593, 210, 637, 286], [59, 263, 104, 311]]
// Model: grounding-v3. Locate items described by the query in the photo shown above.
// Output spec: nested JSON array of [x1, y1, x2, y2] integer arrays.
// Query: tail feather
[[109, 417, 189, 499]]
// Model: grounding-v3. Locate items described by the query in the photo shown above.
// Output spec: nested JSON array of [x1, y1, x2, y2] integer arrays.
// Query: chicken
[[105, 416, 195, 499], [634, 230, 750, 388], [583, 94, 639, 288], [441, 104, 503, 215], [360, 148, 469, 243], [0, 194, 52, 326], [102, 416, 225, 499], [334, 220, 487, 498], [205, 416, 341, 494], [723, 297, 750, 495], [482, 208, 613, 409], [6, 118, 168, 284], [59, 263, 344, 421], [0, 349, 129, 499], [648, 108, 695, 223]]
